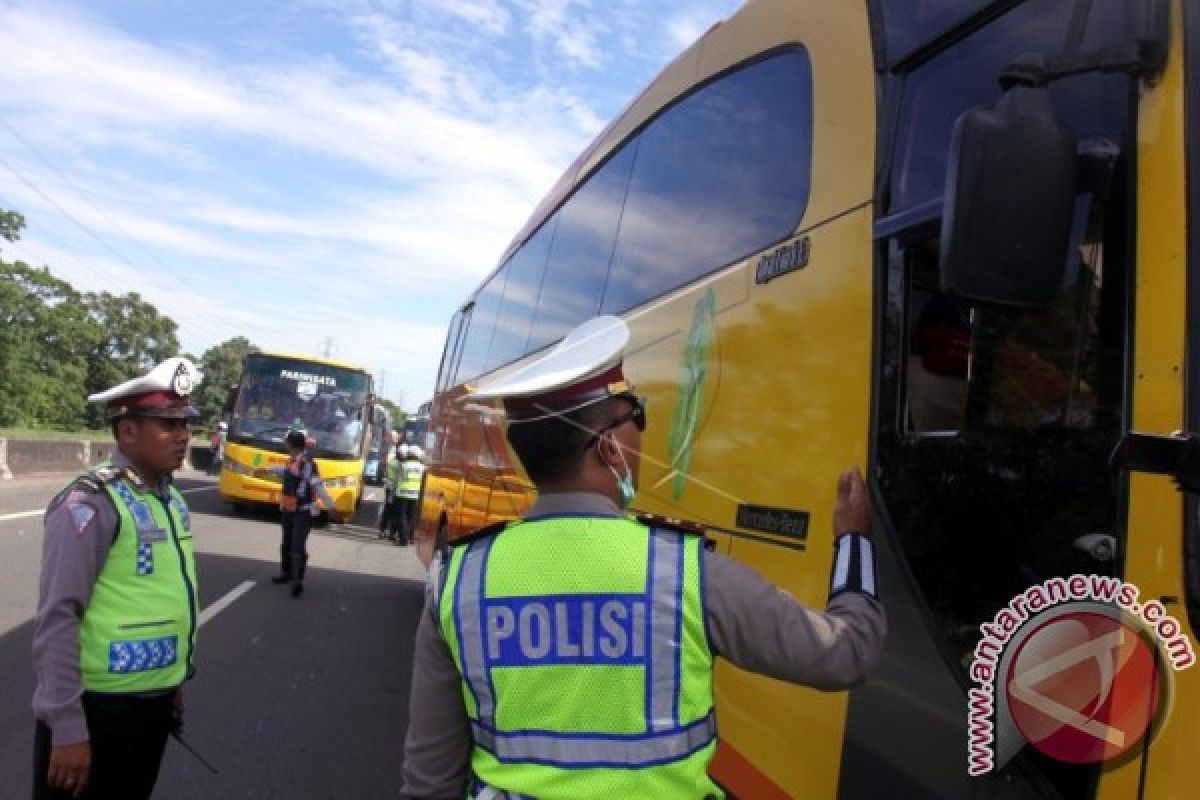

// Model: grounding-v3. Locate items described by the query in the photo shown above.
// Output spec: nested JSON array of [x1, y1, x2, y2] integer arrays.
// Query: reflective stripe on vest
[[448, 522, 712, 768], [469, 712, 716, 767]]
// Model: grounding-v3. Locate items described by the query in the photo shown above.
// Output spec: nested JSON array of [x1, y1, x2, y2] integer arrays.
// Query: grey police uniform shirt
[[31, 451, 180, 746], [400, 492, 887, 800]]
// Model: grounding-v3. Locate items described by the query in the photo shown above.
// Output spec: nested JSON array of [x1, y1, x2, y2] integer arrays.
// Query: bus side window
[[874, 1, 1133, 693], [527, 146, 635, 353]]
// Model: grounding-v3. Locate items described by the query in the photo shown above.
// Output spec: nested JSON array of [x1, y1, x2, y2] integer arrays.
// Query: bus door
[[845, 1, 1156, 798]]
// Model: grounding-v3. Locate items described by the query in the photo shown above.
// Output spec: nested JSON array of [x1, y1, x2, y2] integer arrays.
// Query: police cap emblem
[[172, 362, 194, 396]]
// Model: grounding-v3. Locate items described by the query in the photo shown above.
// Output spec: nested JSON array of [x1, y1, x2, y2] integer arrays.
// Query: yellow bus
[[416, 1, 1198, 797], [218, 351, 373, 519]]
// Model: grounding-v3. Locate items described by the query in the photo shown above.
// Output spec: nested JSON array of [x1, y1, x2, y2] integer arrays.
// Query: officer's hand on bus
[[834, 467, 872, 535], [47, 741, 90, 797]]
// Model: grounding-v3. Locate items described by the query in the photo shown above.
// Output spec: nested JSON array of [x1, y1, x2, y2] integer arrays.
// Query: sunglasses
[[584, 394, 647, 451], [610, 394, 647, 433]]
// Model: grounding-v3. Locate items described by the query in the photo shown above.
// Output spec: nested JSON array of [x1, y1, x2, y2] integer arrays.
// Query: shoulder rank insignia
[[635, 512, 706, 536], [74, 476, 102, 494], [47, 472, 105, 514], [88, 466, 124, 485]]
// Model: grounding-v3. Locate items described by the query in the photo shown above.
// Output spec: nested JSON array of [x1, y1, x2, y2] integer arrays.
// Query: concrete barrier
[[0, 438, 204, 479], [2, 439, 91, 477]]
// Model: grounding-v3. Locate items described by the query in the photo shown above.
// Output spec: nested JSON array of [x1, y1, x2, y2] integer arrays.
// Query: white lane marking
[[0, 509, 42, 522], [180, 486, 218, 495], [198, 580, 255, 627]]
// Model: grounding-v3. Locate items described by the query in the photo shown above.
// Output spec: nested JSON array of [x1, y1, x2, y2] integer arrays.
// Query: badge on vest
[[137, 526, 168, 544], [484, 594, 648, 667]]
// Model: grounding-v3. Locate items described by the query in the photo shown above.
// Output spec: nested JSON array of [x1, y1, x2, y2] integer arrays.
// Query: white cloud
[[417, 0, 511, 36], [0, 0, 737, 409], [666, 13, 713, 51]]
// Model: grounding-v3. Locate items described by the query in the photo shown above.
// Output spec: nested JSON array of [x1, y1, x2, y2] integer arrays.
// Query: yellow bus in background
[[218, 351, 373, 519], [416, 1, 1199, 797]]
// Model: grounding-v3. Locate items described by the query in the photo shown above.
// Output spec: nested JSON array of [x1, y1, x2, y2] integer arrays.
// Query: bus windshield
[[229, 354, 371, 459]]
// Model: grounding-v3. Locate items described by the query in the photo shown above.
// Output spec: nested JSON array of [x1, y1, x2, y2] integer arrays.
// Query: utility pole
[[318, 337, 336, 358]]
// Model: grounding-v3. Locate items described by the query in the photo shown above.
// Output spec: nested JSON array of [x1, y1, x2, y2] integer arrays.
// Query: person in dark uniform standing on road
[[379, 443, 404, 539], [392, 445, 426, 546], [399, 316, 887, 800], [32, 356, 202, 800], [271, 430, 330, 597]]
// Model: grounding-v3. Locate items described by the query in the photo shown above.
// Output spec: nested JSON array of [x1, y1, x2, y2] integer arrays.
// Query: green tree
[[195, 336, 258, 427], [0, 261, 99, 427], [1, 208, 25, 244], [82, 291, 181, 427], [376, 396, 405, 427]]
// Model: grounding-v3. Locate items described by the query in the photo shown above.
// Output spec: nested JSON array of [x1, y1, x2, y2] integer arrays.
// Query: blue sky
[[0, 0, 740, 410]]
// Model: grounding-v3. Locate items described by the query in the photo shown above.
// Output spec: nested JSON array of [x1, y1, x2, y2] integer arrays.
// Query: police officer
[[32, 357, 202, 800], [380, 444, 404, 539], [400, 317, 886, 799], [393, 445, 425, 546], [271, 430, 328, 598]]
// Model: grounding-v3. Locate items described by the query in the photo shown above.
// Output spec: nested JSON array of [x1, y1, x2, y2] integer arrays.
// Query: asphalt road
[[0, 471, 428, 799]]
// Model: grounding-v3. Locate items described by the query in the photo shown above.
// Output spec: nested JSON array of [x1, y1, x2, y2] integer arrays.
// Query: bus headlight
[[324, 475, 360, 489], [223, 459, 254, 477]]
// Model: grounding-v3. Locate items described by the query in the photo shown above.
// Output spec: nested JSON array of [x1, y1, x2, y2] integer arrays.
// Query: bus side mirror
[[940, 82, 1076, 310]]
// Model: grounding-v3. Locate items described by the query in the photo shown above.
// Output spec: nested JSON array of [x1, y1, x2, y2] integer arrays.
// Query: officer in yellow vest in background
[[380, 444, 405, 539], [400, 317, 887, 800], [32, 357, 201, 800], [393, 445, 426, 546]]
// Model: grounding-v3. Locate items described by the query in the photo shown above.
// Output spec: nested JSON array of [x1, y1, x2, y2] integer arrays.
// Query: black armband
[[829, 533, 877, 600]]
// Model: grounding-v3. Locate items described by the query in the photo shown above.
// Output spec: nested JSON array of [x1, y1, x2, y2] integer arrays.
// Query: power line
[[0, 114, 237, 343], [0, 116, 207, 294], [0, 149, 229, 344]]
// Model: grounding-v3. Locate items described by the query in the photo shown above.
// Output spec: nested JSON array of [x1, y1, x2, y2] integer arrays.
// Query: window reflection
[[889, 0, 1123, 212], [879, 0, 994, 64], [486, 221, 554, 368], [436, 310, 465, 392], [602, 50, 812, 314], [454, 266, 507, 384], [528, 146, 635, 351]]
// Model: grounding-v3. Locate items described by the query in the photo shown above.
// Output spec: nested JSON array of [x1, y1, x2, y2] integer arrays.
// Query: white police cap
[[470, 315, 632, 419], [88, 356, 201, 419]]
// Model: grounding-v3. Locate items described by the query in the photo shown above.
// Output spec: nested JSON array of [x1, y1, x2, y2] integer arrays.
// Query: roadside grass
[[0, 427, 209, 446], [0, 427, 112, 441]]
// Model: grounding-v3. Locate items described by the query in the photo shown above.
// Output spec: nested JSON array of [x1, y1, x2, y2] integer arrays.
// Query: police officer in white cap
[[400, 317, 886, 800], [32, 357, 202, 799]]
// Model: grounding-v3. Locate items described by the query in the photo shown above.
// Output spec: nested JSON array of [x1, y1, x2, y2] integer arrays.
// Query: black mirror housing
[[940, 83, 1076, 310]]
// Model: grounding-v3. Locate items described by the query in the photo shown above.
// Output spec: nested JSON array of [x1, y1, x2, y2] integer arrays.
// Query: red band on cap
[[504, 363, 626, 417]]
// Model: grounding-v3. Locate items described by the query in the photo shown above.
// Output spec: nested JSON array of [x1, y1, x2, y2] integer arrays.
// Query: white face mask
[[605, 434, 637, 509]]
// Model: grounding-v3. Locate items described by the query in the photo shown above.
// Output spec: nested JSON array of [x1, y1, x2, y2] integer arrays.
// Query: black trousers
[[280, 510, 312, 581], [391, 497, 416, 542], [377, 488, 394, 533], [33, 691, 173, 800]]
